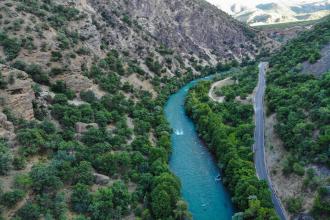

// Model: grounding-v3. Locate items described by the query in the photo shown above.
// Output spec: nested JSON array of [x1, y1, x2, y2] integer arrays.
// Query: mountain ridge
[[212, 0, 330, 26]]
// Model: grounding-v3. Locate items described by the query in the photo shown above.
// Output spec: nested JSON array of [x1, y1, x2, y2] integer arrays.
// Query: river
[[164, 76, 234, 220]]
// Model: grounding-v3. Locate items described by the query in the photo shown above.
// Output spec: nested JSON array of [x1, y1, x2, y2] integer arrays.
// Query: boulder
[[93, 173, 110, 185]]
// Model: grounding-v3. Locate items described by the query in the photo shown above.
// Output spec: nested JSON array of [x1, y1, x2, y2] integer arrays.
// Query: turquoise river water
[[164, 76, 234, 220]]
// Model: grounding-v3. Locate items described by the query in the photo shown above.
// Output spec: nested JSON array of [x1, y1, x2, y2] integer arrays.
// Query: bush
[[286, 197, 303, 214], [16, 202, 40, 220], [1, 189, 25, 208], [73, 161, 94, 185], [14, 174, 32, 190], [0, 140, 13, 175], [51, 51, 62, 61], [0, 72, 8, 89], [89, 182, 131, 219], [12, 156, 26, 170], [30, 163, 63, 193], [292, 163, 305, 176], [71, 183, 91, 214], [53, 94, 68, 105], [312, 187, 330, 218], [51, 80, 75, 99], [25, 63, 49, 84], [17, 128, 46, 156], [145, 56, 162, 75], [0, 32, 21, 60], [80, 90, 97, 103]]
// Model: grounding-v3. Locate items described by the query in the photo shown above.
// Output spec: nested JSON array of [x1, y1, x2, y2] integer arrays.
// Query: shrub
[[51, 80, 75, 99], [30, 163, 63, 193], [145, 56, 162, 75], [0, 140, 13, 175], [51, 51, 62, 61], [71, 183, 91, 214], [16, 202, 40, 220], [286, 197, 303, 214], [12, 156, 26, 170], [0, 71, 8, 89], [25, 63, 49, 84], [1, 189, 25, 208], [53, 94, 68, 105], [0, 32, 21, 60], [14, 174, 32, 190], [80, 90, 97, 103], [292, 163, 305, 176]]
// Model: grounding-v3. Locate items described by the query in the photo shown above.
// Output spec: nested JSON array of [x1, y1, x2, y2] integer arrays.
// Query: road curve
[[254, 62, 287, 220]]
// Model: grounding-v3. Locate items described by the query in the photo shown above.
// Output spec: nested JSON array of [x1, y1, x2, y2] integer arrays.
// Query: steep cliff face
[[90, 0, 272, 63]]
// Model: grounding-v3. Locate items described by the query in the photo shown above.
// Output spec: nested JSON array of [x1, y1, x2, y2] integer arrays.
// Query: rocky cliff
[[90, 0, 271, 63], [0, 65, 35, 120]]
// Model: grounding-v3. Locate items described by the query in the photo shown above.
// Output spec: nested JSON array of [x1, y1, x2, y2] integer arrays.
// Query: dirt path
[[208, 77, 234, 103]]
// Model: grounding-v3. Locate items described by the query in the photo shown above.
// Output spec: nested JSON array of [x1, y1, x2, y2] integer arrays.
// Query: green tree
[[151, 188, 172, 219], [73, 161, 94, 185], [30, 163, 63, 193], [90, 187, 114, 220], [286, 197, 303, 214], [0, 140, 13, 175], [0, 189, 25, 208], [16, 202, 40, 220], [111, 181, 130, 215], [173, 200, 191, 220], [71, 183, 91, 214]]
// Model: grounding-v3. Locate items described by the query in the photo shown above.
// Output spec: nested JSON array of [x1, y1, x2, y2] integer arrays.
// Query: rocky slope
[[0, 0, 275, 120]]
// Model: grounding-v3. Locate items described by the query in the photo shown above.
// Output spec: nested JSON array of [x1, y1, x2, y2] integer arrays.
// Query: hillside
[[212, 0, 330, 26], [265, 15, 330, 219], [0, 0, 274, 219]]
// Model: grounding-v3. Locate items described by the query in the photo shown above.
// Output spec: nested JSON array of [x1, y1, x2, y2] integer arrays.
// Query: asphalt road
[[254, 62, 287, 220]]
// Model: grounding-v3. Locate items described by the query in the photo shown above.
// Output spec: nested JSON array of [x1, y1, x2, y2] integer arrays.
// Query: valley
[[0, 0, 329, 220]]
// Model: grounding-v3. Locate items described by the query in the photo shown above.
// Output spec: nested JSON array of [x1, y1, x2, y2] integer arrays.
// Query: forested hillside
[[185, 66, 278, 219], [266, 16, 330, 219]]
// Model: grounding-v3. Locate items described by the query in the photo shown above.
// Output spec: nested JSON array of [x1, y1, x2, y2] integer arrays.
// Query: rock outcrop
[[0, 65, 35, 120], [0, 112, 15, 141], [93, 173, 111, 185], [75, 122, 99, 133]]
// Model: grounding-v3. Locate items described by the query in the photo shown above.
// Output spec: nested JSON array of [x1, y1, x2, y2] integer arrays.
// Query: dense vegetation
[[0, 59, 206, 220], [266, 16, 330, 219], [185, 66, 278, 219]]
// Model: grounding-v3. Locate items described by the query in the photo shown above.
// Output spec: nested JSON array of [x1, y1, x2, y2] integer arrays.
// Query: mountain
[[211, 0, 330, 26], [0, 0, 275, 219]]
